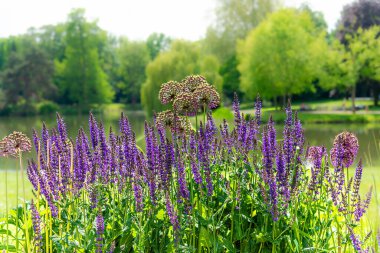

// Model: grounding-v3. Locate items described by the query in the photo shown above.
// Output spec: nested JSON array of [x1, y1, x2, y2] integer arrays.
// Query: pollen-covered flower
[[159, 81, 184, 104], [193, 84, 220, 110], [173, 92, 198, 116], [181, 75, 208, 92], [330, 131, 359, 168]]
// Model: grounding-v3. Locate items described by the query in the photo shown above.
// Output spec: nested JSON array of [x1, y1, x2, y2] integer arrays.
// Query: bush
[[37, 101, 60, 115]]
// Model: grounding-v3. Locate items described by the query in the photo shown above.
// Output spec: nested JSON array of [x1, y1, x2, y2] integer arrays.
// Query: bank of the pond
[[213, 107, 380, 124]]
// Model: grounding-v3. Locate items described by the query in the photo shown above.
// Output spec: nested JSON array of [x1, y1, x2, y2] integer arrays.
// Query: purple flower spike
[[190, 133, 202, 184], [96, 210, 104, 253], [255, 94, 262, 126], [233, 93, 242, 130], [31, 200, 42, 248], [306, 146, 326, 169], [89, 112, 99, 149], [56, 113, 68, 143]]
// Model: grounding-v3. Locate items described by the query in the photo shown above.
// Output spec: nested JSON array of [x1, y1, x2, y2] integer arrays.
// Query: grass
[[0, 170, 33, 213], [237, 98, 380, 124]]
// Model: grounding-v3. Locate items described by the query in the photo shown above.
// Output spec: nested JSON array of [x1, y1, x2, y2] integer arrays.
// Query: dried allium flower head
[[181, 75, 208, 92], [330, 131, 359, 168], [159, 81, 184, 104], [2, 131, 32, 156], [173, 92, 198, 116], [193, 84, 220, 110], [156, 110, 191, 134], [0, 139, 16, 157], [156, 110, 176, 129], [306, 146, 326, 169]]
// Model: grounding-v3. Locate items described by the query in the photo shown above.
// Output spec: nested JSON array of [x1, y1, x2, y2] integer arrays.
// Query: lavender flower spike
[[96, 210, 105, 253]]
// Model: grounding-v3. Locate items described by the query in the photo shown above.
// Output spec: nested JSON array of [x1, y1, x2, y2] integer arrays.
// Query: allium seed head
[[1, 131, 32, 156], [193, 84, 220, 110], [330, 131, 359, 168], [173, 92, 198, 116], [159, 81, 184, 104], [181, 75, 208, 92]]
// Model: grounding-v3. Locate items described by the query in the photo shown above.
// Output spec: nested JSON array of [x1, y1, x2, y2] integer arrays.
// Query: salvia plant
[[0, 75, 379, 252]]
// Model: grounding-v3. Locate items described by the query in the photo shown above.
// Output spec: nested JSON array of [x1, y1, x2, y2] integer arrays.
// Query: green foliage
[[56, 9, 114, 105], [141, 40, 222, 116], [0, 46, 56, 106], [115, 38, 150, 104], [146, 33, 171, 60], [203, 0, 279, 62], [37, 100, 60, 115], [220, 55, 241, 101], [336, 0, 380, 44], [237, 8, 329, 101]]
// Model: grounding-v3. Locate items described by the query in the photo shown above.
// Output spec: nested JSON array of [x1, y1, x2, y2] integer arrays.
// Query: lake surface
[[0, 111, 379, 168], [0, 111, 379, 211]]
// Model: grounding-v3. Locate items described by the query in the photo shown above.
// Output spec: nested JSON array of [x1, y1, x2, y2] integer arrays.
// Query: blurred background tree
[[141, 40, 222, 116], [237, 9, 329, 106], [55, 9, 114, 106]]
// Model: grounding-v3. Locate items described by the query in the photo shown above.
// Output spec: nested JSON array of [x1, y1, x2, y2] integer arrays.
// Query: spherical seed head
[[193, 84, 220, 109], [173, 92, 198, 116], [156, 110, 176, 129], [181, 75, 208, 92], [156, 110, 191, 134], [159, 81, 184, 105], [330, 131, 359, 168], [0, 139, 16, 157], [3, 131, 32, 155]]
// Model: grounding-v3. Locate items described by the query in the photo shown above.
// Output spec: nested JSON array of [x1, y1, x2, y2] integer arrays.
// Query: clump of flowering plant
[[0, 79, 377, 252]]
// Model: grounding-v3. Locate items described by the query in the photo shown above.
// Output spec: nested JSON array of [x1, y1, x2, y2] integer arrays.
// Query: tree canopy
[[115, 38, 150, 104], [55, 9, 114, 105], [237, 8, 328, 102], [141, 40, 222, 116]]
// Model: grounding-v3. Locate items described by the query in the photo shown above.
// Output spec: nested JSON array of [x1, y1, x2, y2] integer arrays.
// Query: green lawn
[[0, 170, 33, 213]]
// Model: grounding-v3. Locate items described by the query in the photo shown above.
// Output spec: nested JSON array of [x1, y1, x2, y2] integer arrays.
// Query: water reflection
[[0, 112, 379, 168]]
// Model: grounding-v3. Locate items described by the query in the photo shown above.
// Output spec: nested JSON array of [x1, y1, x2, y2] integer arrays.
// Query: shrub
[[0, 81, 377, 252], [37, 100, 60, 115]]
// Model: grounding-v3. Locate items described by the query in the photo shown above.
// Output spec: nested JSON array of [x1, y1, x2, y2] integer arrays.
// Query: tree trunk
[[373, 85, 379, 106], [273, 96, 278, 110], [351, 85, 356, 114]]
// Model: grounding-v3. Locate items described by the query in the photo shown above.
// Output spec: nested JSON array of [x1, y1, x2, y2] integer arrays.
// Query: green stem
[[20, 151, 31, 253], [5, 159, 9, 252], [16, 154, 19, 252]]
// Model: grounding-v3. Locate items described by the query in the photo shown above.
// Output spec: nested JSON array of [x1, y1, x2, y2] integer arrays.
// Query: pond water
[[0, 111, 379, 168], [0, 111, 379, 211]]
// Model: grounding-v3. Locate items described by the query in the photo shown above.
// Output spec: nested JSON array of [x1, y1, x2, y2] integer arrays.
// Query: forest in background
[[1, 0, 380, 116]]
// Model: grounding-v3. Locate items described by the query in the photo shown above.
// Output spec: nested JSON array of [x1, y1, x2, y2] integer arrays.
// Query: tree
[[336, 0, 380, 105], [336, 0, 380, 44], [56, 9, 114, 105], [203, 0, 279, 62], [115, 38, 150, 104], [202, 0, 279, 101], [141, 40, 222, 116], [146, 33, 171, 60], [318, 27, 380, 113], [0, 47, 56, 106], [237, 9, 328, 104]]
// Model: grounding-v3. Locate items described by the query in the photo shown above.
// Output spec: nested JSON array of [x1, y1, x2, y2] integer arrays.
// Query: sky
[[0, 0, 355, 40]]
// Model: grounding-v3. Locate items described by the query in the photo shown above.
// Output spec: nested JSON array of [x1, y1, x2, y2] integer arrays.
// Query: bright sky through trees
[[1, 0, 355, 40]]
